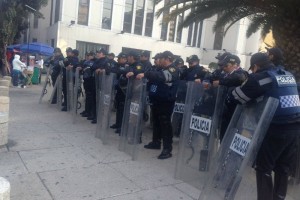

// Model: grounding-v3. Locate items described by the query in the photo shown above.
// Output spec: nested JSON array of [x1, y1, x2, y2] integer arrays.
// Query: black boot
[[144, 141, 161, 150], [158, 149, 172, 159], [256, 171, 273, 200], [273, 173, 288, 200]]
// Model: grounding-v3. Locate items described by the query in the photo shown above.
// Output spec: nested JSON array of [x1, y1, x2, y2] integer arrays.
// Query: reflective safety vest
[[266, 69, 300, 123]]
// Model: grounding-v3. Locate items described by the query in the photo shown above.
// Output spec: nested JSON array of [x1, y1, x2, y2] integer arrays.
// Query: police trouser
[[51, 74, 58, 103], [152, 102, 174, 151], [115, 92, 125, 127], [62, 75, 67, 106], [255, 123, 300, 200], [83, 78, 94, 116]]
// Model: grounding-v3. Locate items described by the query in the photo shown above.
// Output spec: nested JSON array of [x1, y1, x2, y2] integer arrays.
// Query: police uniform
[[109, 54, 130, 133], [81, 57, 95, 117], [90, 54, 111, 123], [62, 51, 80, 111], [49, 52, 64, 104], [230, 53, 300, 200], [144, 60, 180, 159]]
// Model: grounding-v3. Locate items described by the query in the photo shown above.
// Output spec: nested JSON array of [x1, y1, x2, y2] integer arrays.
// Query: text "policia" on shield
[[104, 95, 110, 105], [130, 102, 139, 115], [189, 115, 212, 135], [173, 103, 185, 113], [229, 133, 251, 157]]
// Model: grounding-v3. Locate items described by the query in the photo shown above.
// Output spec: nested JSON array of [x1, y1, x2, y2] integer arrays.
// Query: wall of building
[[29, 0, 262, 68]]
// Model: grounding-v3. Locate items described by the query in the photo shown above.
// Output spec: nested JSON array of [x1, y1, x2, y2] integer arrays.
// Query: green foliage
[[155, 0, 300, 37]]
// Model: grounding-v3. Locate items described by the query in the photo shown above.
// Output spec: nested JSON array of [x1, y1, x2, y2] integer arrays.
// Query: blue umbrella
[[20, 42, 54, 56], [6, 44, 21, 52]]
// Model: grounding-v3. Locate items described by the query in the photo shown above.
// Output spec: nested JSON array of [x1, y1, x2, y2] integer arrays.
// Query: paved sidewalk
[[0, 84, 200, 200]]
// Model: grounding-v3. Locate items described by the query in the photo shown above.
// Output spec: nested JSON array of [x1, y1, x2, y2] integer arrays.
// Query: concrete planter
[[0, 112, 8, 146], [0, 86, 9, 97], [0, 177, 10, 200], [0, 97, 9, 113]]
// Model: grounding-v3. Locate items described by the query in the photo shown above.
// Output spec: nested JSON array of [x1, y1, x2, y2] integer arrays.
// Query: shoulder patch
[[136, 65, 142, 70], [169, 67, 176, 73]]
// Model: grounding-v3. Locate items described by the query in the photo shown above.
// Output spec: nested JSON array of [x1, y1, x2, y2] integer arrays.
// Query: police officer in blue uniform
[[230, 52, 300, 200], [61, 48, 80, 111], [110, 52, 129, 134], [140, 50, 152, 72], [181, 55, 209, 82], [79, 51, 96, 118], [89, 48, 111, 124], [48, 48, 64, 104], [212, 54, 248, 142], [136, 51, 180, 159]]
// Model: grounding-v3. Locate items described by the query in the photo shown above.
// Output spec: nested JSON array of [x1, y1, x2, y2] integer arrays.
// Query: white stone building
[[27, 0, 262, 68]]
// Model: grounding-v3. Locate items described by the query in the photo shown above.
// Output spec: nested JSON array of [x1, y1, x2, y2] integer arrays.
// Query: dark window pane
[[134, 0, 145, 35], [187, 24, 193, 46], [213, 14, 224, 50], [160, 0, 170, 40], [33, 15, 38, 28], [197, 21, 203, 48], [123, 0, 134, 33], [102, 0, 113, 29], [76, 41, 109, 59], [168, 18, 176, 42], [192, 22, 199, 47], [78, 0, 90, 25], [54, 0, 60, 23], [176, 13, 183, 43], [144, 0, 154, 37]]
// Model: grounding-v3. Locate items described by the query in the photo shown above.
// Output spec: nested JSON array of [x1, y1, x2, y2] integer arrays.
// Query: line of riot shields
[[40, 70, 300, 200]]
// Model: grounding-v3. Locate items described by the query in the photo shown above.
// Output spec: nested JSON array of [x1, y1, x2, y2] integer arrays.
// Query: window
[[197, 21, 203, 48], [78, 0, 90, 25], [54, 0, 60, 23], [213, 14, 224, 50], [134, 0, 145, 35], [32, 38, 37, 42], [51, 39, 55, 47], [50, 0, 54, 25], [102, 0, 113, 30], [33, 15, 38, 28], [176, 13, 183, 43], [144, 0, 154, 37], [192, 22, 199, 47], [76, 41, 109, 59], [187, 24, 193, 46], [123, 0, 134, 33], [160, 0, 170, 40]]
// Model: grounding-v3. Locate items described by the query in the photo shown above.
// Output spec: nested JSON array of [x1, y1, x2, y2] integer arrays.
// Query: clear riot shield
[[56, 72, 63, 109], [66, 69, 74, 112], [95, 73, 115, 144], [39, 66, 51, 104], [171, 80, 187, 137], [199, 97, 279, 200], [72, 68, 81, 123], [118, 78, 147, 160], [175, 83, 226, 189], [95, 73, 103, 116]]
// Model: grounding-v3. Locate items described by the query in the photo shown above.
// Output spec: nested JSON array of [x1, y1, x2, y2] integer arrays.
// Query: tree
[[0, 0, 48, 76], [155, 0, 300, 81]]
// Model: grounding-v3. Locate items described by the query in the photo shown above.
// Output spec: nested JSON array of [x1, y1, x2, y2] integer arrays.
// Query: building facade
[[28, 0, 262, 68]]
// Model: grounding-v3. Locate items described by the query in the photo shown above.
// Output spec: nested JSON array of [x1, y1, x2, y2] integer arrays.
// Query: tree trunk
[[273, 19, 300, 82]]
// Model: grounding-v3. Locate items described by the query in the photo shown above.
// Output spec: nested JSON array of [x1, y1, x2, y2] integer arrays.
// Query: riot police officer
[[110, 52, 129, 134], [230, 52, 300, 200], [140, 50, 152, 72], [136, 51, 180, 159], [80, 51, 96, 117], [61, 49, 80, 111], [212, 54, 248, 141], [181, 55, 209, 82], [61, 47, 73, 111], [89, 48, 110, 124], [49, 48, 64, 104]]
